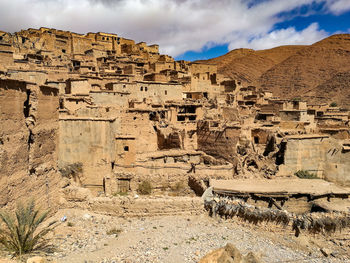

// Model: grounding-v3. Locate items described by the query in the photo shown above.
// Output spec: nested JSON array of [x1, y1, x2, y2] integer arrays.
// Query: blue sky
[[0, 0, 350, 61], [176, 2, 350, 61]]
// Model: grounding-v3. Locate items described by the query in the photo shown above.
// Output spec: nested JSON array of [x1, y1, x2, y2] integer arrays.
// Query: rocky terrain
[[1, 207, 348, 263], [204, 34, 350, 108]]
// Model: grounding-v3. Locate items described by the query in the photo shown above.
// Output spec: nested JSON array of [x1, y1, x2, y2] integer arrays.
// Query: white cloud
[[325, 0, 350, 15], [0, 0, 340, 57], [229, 22, 328, 50]]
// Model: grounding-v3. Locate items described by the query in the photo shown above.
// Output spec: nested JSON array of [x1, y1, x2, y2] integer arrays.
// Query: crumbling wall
[[0, 79, 60, 208], [0, 80, 29, 206], [324, 138, 350, 185], [197, 121, 241, 162]]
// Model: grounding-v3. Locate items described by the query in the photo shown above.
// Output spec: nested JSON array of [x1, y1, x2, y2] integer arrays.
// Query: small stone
[[83, 214, 91, 220], [320, 247, 331, 257], [26, 256, 47, 263]]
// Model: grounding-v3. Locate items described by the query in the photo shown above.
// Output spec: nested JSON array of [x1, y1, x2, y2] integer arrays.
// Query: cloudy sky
[[0, 0, 350, 60]]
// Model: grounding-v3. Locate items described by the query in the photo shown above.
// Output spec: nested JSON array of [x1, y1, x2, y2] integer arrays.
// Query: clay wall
[[63, 97, 89, 113], [55, 34, 72, 54], [0, 80, 29, 206], [0, 52, 13, 66], [148, 44, 159, 54], [67, 79, 91, 95], [72, 36, 93, 54], [190, 76, 221, 97], [144, 73, 169, 82], [7, 70, 48, 85], [118, 111, 158, 154], [150, 62, 175, 73], [0, 79, 59, 208], [190, 63, 217, 75], [58, 118, 118, 186], [109, 82, 182, 103], [324, 138, 350, 185], [90, 91, 129, 108], [279, 135, 350, 185], [279, 136, 328, 178], [279, 110, 310, 122]]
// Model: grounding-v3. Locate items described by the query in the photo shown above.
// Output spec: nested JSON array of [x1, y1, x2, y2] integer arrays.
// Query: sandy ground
[[34, 208, 350, 263]]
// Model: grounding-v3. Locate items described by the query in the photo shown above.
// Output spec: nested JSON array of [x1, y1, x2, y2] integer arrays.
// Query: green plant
[[162, 247, 169, 251], [294, 170, 318, 179], [330, 102, 338, 107], [292, 97, 301, 102], [58, 162, 83, 179], [106, 227, 122, 237], [0, 200, 55, 255], [67, 222, 74, 227], [137, 180, 152, 195]]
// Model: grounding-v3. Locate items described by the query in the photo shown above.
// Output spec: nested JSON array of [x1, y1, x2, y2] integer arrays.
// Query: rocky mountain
[[201, 45, 306, 85], [204, 34, 350, 108]]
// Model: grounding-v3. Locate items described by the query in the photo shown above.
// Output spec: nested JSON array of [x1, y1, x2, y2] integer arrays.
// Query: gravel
[[45, 208, 349, 263]]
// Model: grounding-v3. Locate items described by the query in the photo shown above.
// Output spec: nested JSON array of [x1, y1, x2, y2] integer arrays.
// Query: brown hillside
[[304, 71, 350, 109], [204, 34, 350, 107], [201, 45, 305, 85], [259, 34, 350, 102]]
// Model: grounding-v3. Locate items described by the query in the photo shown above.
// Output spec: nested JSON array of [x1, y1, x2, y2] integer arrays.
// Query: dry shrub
[[137, 180, 152, 195], [59, 162, 83, 179], [171, 181, 186, 192], [106, 227, 122, 237], [295, 170, 318, 179]]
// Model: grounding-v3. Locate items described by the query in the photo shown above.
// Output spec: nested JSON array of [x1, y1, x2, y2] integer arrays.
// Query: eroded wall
[[0, 80, 59, 207]]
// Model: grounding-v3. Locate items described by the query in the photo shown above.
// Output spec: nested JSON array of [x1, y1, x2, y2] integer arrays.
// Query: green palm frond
[[0, 200, 55, 255]]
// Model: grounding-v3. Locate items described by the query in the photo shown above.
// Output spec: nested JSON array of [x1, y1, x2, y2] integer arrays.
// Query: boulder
[[242, 252, 262, 263], [199, 243, 263, 263], [198, 243, 242, 263]]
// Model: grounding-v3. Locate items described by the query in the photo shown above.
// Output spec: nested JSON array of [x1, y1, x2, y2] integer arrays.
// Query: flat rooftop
[[210, 178, 350, 197]]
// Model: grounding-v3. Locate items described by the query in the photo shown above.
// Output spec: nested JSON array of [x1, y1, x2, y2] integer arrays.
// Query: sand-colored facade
[[1, 27, 350, 206]]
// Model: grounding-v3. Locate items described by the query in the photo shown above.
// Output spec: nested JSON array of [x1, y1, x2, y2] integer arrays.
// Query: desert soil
[[1, 207, 349, 263], [23, 208, 348, 263]]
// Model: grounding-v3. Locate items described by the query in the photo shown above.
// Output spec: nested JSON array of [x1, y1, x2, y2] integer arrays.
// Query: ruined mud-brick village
[[0, 1, 350, 263]]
